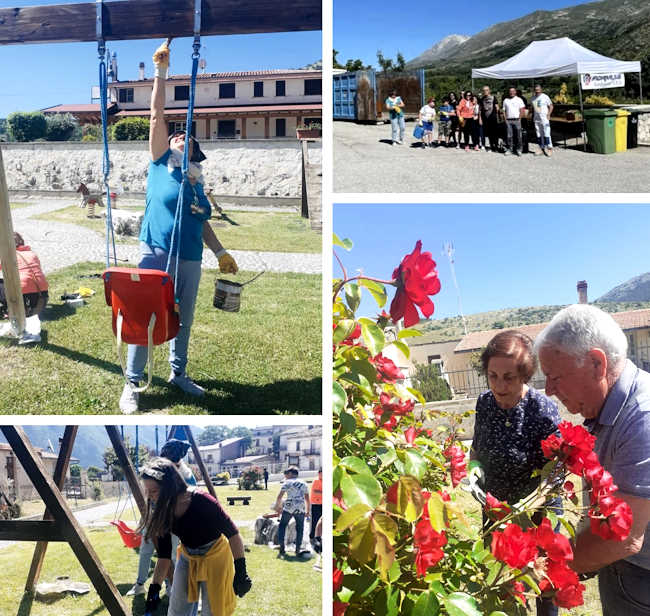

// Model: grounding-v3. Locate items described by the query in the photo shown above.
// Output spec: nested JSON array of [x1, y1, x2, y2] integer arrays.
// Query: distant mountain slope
[[598, 273, 650, 302], [407, 0, 650, 72], [412, 300, 650, 344], [406, 35, 470, 69]]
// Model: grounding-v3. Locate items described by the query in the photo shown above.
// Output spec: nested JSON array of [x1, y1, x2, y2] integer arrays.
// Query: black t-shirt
[[155, 491, 238, 559]]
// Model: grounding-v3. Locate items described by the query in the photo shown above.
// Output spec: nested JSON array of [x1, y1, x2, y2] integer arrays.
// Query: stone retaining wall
[[0, 139, 322, 197], [638, 113, 650, 146]]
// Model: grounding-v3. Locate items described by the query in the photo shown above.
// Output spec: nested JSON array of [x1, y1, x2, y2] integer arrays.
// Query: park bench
[[227, 496, 252, 506]]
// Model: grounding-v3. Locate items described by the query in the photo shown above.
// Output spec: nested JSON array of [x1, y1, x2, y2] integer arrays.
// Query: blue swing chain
[[166, 18, 201, 305]]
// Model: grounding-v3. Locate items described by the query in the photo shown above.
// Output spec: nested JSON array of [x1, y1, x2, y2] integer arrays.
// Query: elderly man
[[530, 84, 554, 156], [479, 86, 500, 152], [535, 304, 650, 616]]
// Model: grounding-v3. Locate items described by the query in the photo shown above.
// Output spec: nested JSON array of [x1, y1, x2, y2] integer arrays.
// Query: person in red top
[[456, 91, 478, 151], [0, 232, 49, 319]]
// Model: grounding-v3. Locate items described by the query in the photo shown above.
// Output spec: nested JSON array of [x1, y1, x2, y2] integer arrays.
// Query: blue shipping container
[[333, 70, 377, 120]]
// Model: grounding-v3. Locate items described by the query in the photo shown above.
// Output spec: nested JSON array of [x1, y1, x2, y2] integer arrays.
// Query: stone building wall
[[0, 139, 322, 197]]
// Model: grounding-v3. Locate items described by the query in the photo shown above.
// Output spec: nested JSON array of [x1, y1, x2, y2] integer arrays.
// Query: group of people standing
[[385, 84, 555, 156]]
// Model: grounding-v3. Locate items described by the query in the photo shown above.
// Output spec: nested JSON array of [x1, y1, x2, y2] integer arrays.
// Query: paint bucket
[[213, 271, 265, 312]]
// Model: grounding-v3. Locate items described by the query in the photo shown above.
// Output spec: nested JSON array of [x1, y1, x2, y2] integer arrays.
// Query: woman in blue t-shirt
[[119, 40, 238, 413]]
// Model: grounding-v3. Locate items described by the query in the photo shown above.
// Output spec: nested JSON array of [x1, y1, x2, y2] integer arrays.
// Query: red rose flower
[[333, 601, 349, 616], [443, 444, 467, 487], [389, 240, 441, 327], [415, 546, 445, 576], [554, 582, 585, 609], [491, 523, 538, 569], [378, 392, 415, 416], [535, 518, 573, 562], [589, 497, 632, 541], [485, 492, 512, 520], [371, 354, 404, 383], [333, 562, 344, 593], [540, 560, 585, 608], [564, 481, 575, 499], [386, 482, 399, 505], [510, 580, 527, 605], [541, 433, 563, 459], [413, 516, 447, 576]]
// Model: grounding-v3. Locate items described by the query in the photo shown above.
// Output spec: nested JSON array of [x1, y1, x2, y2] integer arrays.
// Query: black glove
[[233, 557, 252, 597], [144, 582, 162, 614]]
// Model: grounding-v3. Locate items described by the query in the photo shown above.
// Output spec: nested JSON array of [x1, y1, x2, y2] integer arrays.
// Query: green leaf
[[349, 516, 375, 564], [333, 382, 347, 414], [373, 524, 395, 582], [333, 465, 343, 492], [334, 503, 372, 532], [378, 448, 398, 470], [559, 516, 576, 540], [404, 449, 427, 481], [519, 573, 541, 595], [412, 591, 440, 616], [372, 512, 398, 542], [485, 560, 503, 586], [443, 592, 483, 616], [389, 339, 410, 359], [345, 283, 362, 312], [547, 510, 558, 530], [340, 371, 373, 398], [339, 411, 356, 435], [430, 581, 447, 596], [398, 328, 423, 339], [333, 319, 356, 343], [333, 233, 353, 251], [427, 492, 445, 533], [388, 559, 401, 583], [386, 587, 400, 616], [359, 319, 385, 357], [337, 586, 355, 603], [339, 456, 373, 476], [360, 278, 387, 308], [407, 387, 426, 405], [488, 612, 509, 616], [348, 358, 379, 386], [340, 471, 382, 508]]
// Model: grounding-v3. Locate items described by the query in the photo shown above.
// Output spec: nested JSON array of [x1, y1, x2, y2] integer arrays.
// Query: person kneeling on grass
[[140, 457, 251, 616], [120, 39, 238, 414], [274, 466, 310, 558], [0, 232, 48, 343]]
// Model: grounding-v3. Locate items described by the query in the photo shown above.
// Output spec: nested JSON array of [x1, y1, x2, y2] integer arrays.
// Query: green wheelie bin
[[584, 108, 617, 154]]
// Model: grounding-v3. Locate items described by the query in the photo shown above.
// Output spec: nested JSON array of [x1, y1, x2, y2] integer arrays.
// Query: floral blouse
[[471, 388, 560, 503]]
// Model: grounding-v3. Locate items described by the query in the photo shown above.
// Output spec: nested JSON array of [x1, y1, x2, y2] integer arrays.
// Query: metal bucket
[[213, 271, 265, 312]]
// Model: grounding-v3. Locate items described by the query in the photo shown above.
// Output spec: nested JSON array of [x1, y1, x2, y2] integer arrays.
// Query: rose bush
[[333, 236, 633, 615]]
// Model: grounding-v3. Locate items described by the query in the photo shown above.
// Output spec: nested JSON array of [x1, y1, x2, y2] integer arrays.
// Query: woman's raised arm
[[150, 40, 171, 161]]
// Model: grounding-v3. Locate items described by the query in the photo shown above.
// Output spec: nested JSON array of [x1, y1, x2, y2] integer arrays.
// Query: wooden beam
[[0, 520, 65, 542], [0, 146, 26, 335], [0, 0, 321, 46], [105, 425, 147, 517], [25, 426, 78, 591], [182, 426, 217, 499], [1, 426, 129, 616]]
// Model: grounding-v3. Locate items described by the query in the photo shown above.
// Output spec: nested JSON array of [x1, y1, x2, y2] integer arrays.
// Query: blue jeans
[[136, 533, 179, 585], [534, 117, 553, 149], [278, 510, 305, 553], [599, 560, 650, 615], [126, 243, 202, 382], [168, 542, 216, 616], [390, 115, 405, 142]]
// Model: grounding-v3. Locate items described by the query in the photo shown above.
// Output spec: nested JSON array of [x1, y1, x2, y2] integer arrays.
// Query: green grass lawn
[[33, 206, 322, 253], [0, 262, 321, 414], [10, 202, 33, 210], [1, 482, 321, 616]]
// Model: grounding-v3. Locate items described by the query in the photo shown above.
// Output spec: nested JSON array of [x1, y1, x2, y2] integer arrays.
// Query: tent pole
[[578, 75, 586, 152], [640, 71, 644, 104]]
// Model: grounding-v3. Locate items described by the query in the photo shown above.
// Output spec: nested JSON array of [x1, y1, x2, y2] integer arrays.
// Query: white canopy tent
[[471, 38, 643, 150]]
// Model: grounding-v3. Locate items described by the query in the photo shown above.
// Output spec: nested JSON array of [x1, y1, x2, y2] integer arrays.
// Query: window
[[217, 120, 236, 139], [118, 88, 133, 103], [275, 80, 286, 96], [254, 81, 264, 97], [174, 85, 189, 101], [304, 117, 320, 127], [275, 118, 286, 137], [219, 82, 236, 98], [296, 440, 301, 451], [304, 79, 322, 95], [168, 121, 196, 137]]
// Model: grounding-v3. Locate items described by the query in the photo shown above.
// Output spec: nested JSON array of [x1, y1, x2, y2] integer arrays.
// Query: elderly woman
[[139, 457, 251, 616], [119, 40, 238, 413], [471, 330, 561, 616]]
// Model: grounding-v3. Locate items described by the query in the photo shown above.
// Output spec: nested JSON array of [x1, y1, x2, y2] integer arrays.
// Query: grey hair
[[534, 304, 628, 373]]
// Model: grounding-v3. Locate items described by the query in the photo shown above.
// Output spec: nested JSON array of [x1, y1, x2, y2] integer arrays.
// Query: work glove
[[461, 460, 486, 506], [233, 557, 252, 597], [144, 582, 161, 614], [153, 40, 170, 78], [218, 252, 238, 274], [418, 120, 423, 126]]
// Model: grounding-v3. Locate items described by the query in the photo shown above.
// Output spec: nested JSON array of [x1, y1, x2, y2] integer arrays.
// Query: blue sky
[[0, 0, 321, 117], [334, 204, 650, 320], [334, 0, 596, 67]]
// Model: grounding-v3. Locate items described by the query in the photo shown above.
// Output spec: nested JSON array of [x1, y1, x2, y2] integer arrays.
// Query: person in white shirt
[[502, 87, 525, 156], [530, 84, 554, 157], [417, 98, 437, 148]]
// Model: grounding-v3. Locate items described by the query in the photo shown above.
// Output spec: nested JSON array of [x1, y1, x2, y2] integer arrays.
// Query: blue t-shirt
[[439, 104, 454, 122], [139, 149, 211, 262]]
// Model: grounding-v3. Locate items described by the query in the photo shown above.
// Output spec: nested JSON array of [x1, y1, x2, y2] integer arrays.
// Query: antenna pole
[[443, 242, 468, 336]]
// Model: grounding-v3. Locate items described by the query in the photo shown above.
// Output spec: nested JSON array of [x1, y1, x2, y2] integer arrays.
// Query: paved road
[[10, 200, 321, 275], [334, 121, 650, 193]]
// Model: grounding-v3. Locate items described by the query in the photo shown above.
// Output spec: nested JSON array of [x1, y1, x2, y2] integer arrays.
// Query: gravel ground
[[10, 200, 321, 275], [334, 121, 650, 193]]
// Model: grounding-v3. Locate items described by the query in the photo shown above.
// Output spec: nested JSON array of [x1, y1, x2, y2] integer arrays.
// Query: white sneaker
[[168, 371, 205, 397], [119, 383, 139, 414], [126, 583, 145, 596]]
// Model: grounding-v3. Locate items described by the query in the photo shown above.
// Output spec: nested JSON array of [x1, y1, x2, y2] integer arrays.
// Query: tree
[[198, 425, 232, 445], [333, 49, 344, 69], [396, 52, 406, 72], [87, 465, 103, 481], [469, 349, 486, 376], [70, 464, 81, 477], [345, 59, 368, 72], [411, 362, 452, 402], [376, 50, 393, 73], [7, 111, 47, 142], [45, 113, 78, 141], [102, 439, 150, 481], [112, 116, 149, 141]]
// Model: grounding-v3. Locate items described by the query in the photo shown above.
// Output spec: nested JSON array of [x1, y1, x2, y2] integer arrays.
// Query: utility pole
[[443, 242, 468, 336]]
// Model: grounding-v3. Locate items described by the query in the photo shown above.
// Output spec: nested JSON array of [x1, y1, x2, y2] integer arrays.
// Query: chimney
[[110, 52, 118, 82], [138, 62, 145, 80], [577, 280, 588, 304]]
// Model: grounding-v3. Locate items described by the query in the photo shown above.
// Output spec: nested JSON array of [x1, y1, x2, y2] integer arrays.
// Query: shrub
[[212, 471, 230, 485], [87, 465, 103, 481], [82, 133, 99, 142], [7, 111, 47, 141], [584, 94, 616, 106], [411, 362, 452, 401], [82, 123, 101, 139], [90, 481, 103, 501], [70, 464, 81, 477], [45, 113, 78, 141], [238, 466, 263, 490], [112, 117, 150, 141]]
